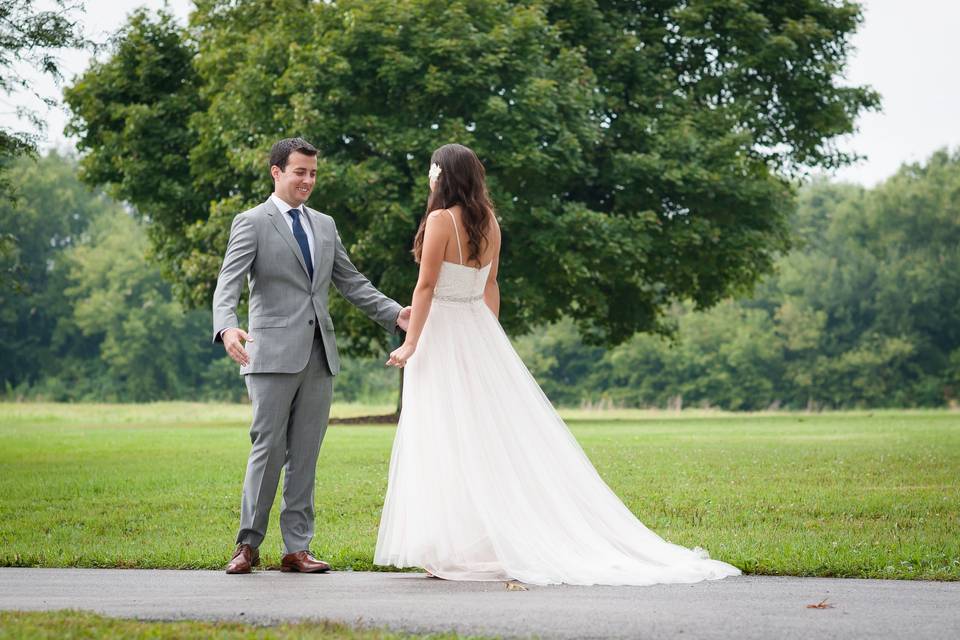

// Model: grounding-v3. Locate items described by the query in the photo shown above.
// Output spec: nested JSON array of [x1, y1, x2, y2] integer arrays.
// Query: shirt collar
[[270, 194, 304, 216]]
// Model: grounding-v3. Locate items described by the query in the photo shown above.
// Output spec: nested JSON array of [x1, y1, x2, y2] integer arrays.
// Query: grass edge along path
[[0, 610, 483, 640]]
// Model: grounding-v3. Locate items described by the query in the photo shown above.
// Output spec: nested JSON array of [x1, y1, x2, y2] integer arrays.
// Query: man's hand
[[396, 306, 412, 332], [222, 328, 253, 366]]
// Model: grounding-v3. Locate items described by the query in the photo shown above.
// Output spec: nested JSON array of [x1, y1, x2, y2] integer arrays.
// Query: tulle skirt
[[374, 299, 741, 586]]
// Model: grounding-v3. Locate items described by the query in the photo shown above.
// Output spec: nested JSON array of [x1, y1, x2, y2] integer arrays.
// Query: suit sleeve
[[212, 214, 257, 343], [330, 221, 402, 334]]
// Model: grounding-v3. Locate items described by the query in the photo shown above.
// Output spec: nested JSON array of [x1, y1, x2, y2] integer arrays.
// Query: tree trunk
[[394, 331, 404, 414], [396, 366, 404, 414]]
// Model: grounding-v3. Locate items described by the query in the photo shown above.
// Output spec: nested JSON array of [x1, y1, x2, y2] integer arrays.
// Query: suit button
[[308, 319, 314, 326]]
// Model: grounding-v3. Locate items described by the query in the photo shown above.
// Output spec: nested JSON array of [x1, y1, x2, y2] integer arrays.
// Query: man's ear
[[270, 165, 281, 181]]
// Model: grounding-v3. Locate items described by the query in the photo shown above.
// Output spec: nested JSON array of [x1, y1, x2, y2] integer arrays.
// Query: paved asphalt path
[[1, 568, 957, 639]]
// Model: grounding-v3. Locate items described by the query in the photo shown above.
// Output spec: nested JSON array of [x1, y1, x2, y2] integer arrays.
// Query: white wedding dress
[[374, 217, 741, 586]]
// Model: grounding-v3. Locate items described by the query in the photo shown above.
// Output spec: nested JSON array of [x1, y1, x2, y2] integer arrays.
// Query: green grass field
[[0, 403, 958, 580]]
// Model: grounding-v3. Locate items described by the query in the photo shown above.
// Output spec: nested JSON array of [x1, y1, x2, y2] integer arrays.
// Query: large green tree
[[65, 0, 878, 354]]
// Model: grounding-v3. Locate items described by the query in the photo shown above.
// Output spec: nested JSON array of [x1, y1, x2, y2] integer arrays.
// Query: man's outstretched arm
[[330, 223, 404, 333]]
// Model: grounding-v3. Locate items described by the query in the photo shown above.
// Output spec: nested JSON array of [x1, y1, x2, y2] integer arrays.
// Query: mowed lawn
[[0, 403, 957, 580]]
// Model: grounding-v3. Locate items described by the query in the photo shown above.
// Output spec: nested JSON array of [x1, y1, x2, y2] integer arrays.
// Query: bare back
[[440, 205, 500, 269]]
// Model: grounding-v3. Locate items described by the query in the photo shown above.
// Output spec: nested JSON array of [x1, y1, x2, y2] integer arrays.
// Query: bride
[[374, 143, 741, 586]]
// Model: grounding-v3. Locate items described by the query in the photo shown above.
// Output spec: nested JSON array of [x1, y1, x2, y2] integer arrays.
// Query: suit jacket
[[212, 197, 401, 375]]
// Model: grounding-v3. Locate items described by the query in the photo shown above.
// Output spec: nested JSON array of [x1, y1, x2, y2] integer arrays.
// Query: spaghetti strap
[[445, 209, 464, 265]]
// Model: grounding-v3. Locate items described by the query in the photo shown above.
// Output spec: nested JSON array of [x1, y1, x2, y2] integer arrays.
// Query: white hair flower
[[428, 163, 442, 183]]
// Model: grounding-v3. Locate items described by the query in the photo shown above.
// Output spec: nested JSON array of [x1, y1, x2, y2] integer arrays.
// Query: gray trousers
[[236, 334, 334, 554]]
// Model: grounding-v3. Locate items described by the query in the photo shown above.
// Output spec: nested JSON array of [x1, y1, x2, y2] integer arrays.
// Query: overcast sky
[[4, 0, 958, 187]]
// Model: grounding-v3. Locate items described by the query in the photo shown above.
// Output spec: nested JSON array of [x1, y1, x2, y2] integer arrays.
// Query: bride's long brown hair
[[413, 143, 494, 264]]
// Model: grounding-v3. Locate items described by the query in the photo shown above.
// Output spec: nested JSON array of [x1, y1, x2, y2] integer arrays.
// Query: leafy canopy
[[65, 0, 878, 353]]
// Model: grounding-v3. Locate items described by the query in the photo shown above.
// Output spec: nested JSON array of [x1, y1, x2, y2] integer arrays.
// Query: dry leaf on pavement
[[806, 598, 834, 609]]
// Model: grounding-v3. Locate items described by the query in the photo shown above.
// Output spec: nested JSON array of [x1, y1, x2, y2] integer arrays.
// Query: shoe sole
[[280, 565, 330, 573]]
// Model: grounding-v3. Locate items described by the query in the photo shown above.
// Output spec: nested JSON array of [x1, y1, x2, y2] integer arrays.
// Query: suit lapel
[[265, 198, 310, 281], [304, 208, 326, 292]]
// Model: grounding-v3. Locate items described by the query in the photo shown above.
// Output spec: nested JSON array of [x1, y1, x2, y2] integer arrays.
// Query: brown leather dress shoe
[[225, 543, 260, 574], [280, 550, 331, 573]]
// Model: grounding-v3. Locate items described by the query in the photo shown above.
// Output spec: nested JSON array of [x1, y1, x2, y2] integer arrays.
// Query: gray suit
[[213, 197, 401, 554]]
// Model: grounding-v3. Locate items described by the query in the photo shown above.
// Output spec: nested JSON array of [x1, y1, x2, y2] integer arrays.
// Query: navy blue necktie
[[288, 209, 314, 281]]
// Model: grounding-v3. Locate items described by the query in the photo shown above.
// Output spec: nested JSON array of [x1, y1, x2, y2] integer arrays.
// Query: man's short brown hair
[[269, 137, 318, 171]]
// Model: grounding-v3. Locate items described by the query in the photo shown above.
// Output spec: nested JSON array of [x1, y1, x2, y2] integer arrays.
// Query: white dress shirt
[[270, 193, 315, 261], [219, 195, 317, 340]]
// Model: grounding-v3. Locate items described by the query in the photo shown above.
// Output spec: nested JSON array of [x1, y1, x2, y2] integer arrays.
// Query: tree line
[[3, 0, 923, 409], [514, 149, 960, 410], [2, 149, 957, 408], [0, 152, 401, 404], [0, 152, 407, 403]]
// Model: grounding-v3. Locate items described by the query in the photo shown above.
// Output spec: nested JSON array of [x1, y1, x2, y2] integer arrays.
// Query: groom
[[213, 137, 409, 574]]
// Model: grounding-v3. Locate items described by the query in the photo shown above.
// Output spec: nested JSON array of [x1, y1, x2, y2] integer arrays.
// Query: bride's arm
[[386, 211, 447, 366], [483, 269, 499, 318], [483, 218, 502, 318]]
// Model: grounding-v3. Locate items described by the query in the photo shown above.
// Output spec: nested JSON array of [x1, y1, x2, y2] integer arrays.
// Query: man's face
[[272, 151, 317, 206]]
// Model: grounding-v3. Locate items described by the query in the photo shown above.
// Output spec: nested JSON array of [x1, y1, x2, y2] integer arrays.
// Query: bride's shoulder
[[426, 208, 456, 229], [486, 211, 501, 236], [423, 209, 455, 240]]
